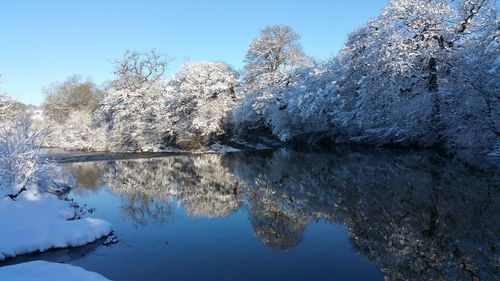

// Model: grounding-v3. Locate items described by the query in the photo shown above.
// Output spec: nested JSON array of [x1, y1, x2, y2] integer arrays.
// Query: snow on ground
[[0, 260, 110, 281], [0, 197, 112, 261], [206, 142, 241, 153]]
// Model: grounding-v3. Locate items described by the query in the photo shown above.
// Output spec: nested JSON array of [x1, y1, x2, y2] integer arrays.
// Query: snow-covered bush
[[160, 61, 238, 150], [44, 110, 107, 151], [264, 65, 338, 143], [95, 80, 168, 152], [232, 64, 337, 143], [0, 117, 74, 199]]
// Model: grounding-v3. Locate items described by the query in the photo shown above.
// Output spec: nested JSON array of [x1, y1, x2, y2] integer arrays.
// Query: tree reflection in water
[[68, 148, 499, 280]]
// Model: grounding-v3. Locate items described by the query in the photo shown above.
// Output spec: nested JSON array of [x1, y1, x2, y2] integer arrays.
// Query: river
[[3, 147, 499, 281]]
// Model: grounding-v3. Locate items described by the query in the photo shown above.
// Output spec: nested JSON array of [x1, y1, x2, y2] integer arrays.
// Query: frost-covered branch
[[0, 117, 74, 199], [112, 50, 171, 91]]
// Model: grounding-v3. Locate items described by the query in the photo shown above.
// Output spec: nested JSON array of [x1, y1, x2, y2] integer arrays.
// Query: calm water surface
[[3, 148, 499, 281]]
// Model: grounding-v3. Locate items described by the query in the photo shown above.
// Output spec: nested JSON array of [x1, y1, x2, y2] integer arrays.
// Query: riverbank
[[0, 195, 111, 261]]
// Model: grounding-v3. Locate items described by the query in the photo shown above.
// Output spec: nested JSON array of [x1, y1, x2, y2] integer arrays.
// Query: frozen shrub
[[0, 117, 74, 199]]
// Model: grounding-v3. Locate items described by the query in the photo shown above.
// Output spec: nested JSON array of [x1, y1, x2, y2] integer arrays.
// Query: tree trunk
[[429, 58, 439, 92], [429, 57, 443, 145]]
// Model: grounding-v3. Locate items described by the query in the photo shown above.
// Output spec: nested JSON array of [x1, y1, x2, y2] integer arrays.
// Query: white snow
[[206, 142, 241, 153], [0, 260, 110, 281], [0, 197, 112, 261]]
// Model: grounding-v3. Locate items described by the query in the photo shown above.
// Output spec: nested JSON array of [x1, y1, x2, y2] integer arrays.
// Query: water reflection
[[67, 148, 499, 280]]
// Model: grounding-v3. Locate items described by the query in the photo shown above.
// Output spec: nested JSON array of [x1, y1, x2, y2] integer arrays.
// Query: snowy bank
[[205, 142, 241, 154], [0, 260, 110, 281], [0, 197, 112, 261]]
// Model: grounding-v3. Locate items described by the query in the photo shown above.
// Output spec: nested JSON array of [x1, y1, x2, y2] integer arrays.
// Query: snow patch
[[0, 197, 112, 261], [0, 260, 110, 281], [206, 142, 241, 153]]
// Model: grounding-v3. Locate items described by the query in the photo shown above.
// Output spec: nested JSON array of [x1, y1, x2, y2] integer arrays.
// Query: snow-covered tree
[[160, 61, 239, 150], [264, 64, 339, 143], [0, 94, 28, 125], [443, 3, 500, 150], [0, 94, 13, 123], [95, 80, 167, 152], [232, 0, 498, 153], [338, 0, 498, 149], [13, 0, 496, 154], [112, 50, 170, 91], [40, 76, 106, 151], [244, 25, 311, 91], [332, 0, 460, 146], [232, 63, 338, 143], [97, 61, 238, 152], [233, 25, 316, 143], [42, 75, 103, 124]]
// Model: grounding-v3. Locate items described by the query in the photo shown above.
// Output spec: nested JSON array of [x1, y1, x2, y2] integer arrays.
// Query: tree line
[[2, 0, 498, 154]]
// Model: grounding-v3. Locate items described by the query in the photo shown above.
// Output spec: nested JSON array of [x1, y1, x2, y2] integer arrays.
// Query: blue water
[[66, 188, 381, 281], [3, 148, 499, 281]]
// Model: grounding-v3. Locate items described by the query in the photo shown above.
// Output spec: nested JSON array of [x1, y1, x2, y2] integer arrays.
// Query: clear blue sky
[[0, 0, 388, 105]]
